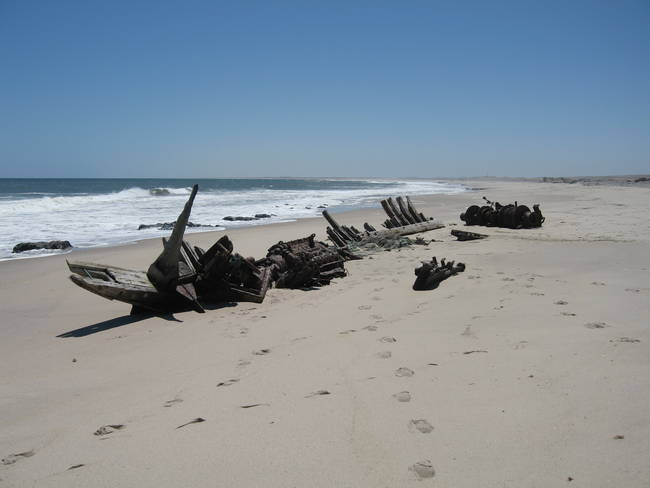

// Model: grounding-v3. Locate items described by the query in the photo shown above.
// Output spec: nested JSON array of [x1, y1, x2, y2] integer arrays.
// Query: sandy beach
[[1, 179, 649, 487]]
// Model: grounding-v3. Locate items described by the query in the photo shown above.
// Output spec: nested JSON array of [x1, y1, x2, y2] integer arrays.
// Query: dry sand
[[1, 179, 649, 487]]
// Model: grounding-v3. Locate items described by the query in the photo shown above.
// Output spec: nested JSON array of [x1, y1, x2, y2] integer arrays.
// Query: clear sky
[[1, 0, 648, 178]]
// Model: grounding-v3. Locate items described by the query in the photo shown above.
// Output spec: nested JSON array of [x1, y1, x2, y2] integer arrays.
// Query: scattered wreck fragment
[[460, 197, 544, 229], [261, 234, 356, 289], [322, 196, 444, 248], [413, 257, 465, 291], [450, 229, 487, 241]]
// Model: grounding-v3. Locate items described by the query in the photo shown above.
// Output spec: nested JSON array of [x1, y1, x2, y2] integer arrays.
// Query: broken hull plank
[[69, 273, 170, 313], [68, 261, 192, 313]]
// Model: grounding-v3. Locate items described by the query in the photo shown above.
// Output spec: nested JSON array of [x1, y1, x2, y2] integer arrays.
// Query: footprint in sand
[[1, 450, 35, 465], [305, 390, 330, 398], [371, 314, 386, 323], [512, 341, 528, 350], [585, 322, 608, 329], [238, 359, 252, 367], [377, 351, 392, 359], [410, 460, 435, 479], [380, 336, 397, 343], [461, 325, 476, 338], [163, 398, 183, 407], [625, 288, 640, 294], [217, 379, 240, 387], [339, 329, 356, 334], [610, 337, 640, 343], [409, 419, 434, 434], [393, 391, 411, 402], [395, 367, 415, 377], [363, 325, 378, 332], [554, 300, 568, 305], [176, 418, 205, 429], [530, 292, 545, 296], [561, 312, 577, 317], [358, 305, 372, 310], [67, 464, 85, 470], [591, 281, 606, 286], [94, 425, 125, 436], [502, 277, 515, 282], [253, 348, 271, 355], [373, 287, 384, 292]]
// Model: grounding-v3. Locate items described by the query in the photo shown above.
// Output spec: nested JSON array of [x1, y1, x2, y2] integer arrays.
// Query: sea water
[[0, 178, 465, 260]]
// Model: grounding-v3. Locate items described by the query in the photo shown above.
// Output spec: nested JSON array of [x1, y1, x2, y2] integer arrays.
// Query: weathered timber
[[380, 200, 401, 228], [413, 257, 465, 291], [68, 261, 190, 313], [326, 226, 347, 247], [396, 197, 416, 225], [323, 210, 357, 242], [322, 195, 444, 248], [341, 225, 361, 241], [69, 185, 205, 314], [451, 229, 488, 241], [406, 196, 424, 223], [387, 197, 410, 226]]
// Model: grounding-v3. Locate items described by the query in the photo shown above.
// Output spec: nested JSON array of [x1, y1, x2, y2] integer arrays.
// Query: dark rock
[[223, 216, 257, 222], [138, 221, 212, 230], [317, 205, 327, 208], [13, 240, 72, 253], [634, 177, 649, 183], [254, 213, 273, 219]]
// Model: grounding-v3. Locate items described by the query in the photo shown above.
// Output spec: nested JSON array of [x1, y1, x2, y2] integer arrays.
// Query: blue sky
[[1, 0, 648, 177]]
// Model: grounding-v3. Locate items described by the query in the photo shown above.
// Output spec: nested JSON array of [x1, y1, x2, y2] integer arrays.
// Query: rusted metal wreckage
[[413, 257, 465, 291], [460, 197, 544, 229]]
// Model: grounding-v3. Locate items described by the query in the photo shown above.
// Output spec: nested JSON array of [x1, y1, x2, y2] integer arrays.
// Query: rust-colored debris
[[413, 257, 465, 291], [460, 197, 544, 228]]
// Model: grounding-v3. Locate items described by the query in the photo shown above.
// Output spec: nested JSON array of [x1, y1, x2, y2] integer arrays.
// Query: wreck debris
[[322, 196, 444, 249], [68, 187, 353, 314], [460, 197, 544, 228], [451, 229, 487, 241], [413, 257, 465, 291], [261, 234, 354, 289]]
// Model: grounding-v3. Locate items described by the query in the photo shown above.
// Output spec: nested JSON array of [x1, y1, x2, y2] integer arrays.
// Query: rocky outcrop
[[223, 214, 274, 222], [13, 240, 72, 253], [138, 221, 213, 230]]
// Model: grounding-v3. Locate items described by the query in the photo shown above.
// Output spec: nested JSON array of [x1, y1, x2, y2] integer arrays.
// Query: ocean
[[0, 178, 466, 260]]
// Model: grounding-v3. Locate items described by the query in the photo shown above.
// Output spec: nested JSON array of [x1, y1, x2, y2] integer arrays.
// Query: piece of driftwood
[[450, 229, 488, 241], [460, 197, 544, 229], [322, 196, 444, 248], [413, 257, 465, 290]]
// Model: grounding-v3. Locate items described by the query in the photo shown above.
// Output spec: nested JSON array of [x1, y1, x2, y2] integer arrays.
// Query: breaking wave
[[0, 179, 466, 260]]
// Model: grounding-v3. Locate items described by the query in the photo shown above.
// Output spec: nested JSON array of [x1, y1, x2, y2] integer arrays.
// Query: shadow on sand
[[57, 302, 239, 338], [57, 313, 181, 338]]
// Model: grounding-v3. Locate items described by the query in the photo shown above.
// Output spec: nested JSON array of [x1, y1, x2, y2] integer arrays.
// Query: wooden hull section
[[68, 261, 173, 313]]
